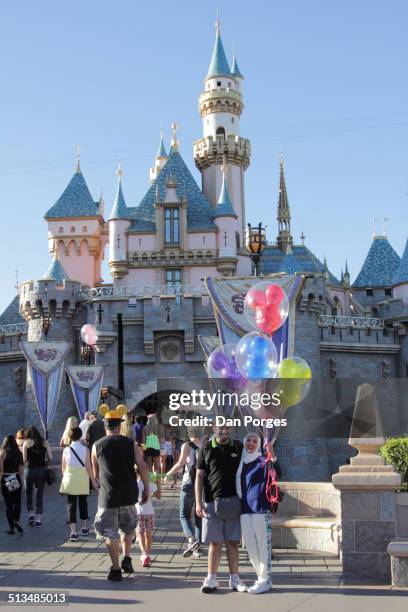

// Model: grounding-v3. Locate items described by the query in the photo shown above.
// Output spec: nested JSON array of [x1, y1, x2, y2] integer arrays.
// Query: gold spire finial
[[171, 122, 179, 150], [116, 161, 123, 179], [215, 9, 221, 33], [76, 145, 81, 173]]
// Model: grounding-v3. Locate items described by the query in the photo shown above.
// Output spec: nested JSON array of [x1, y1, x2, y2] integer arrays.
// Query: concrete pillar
[[332, 437, 401, 583]]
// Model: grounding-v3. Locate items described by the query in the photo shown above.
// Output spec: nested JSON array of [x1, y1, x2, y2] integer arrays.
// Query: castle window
[[164, 207, 179, 244], [82, 226, 87, 233], [228, 82, 231, 87], [216, 127, 225, 137], [165, 268, 181, 288], [58, 227, 63, 233], [217, 81, 221, 87], [385, 288, 392, 296], [366, 288, 373, 297], [231, 117, 235, 123], [70, 226, 75, 233]]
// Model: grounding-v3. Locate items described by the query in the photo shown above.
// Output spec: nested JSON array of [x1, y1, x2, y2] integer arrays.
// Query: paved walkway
[[0, 484, 407, 611]]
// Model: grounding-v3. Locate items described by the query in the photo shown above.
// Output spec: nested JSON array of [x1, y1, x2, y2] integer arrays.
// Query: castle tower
[[149, 131, 168, 183], [193, 19, 250, 245], [108, 164, 132, 280], [214, 160, 238, 275], [44, 152, 106, 288], [276, 156, 293, 254], [19, 264, 82, 443]]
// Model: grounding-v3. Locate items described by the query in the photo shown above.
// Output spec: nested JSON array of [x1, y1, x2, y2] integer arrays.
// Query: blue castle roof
[[206, 25, 232, 78], [393, 238, 408, 285], [127, 146, 216, 232], [353, 236, 400, 287], [231, 54, 243, 78], [109, 177, 130, 221], [43, 258, 69, 283], [44, 170, 100, 219], [262, 244, 340, 284], [214, 173, 237, 218], [0, 296, 25, 326], [156, 133, 167, 158]]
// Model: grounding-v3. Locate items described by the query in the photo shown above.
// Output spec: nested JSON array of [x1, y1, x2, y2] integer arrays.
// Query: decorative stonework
[[194, 135, 251, 171], [128, 248, 217, 268], [158, 337, 181, 363]]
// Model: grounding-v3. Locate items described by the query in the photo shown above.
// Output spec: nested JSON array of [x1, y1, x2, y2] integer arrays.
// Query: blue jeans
[[179, 481, 201, 542]]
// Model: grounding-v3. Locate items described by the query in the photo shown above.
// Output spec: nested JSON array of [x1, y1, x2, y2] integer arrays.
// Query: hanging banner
[[204, 275, 304, 359], [20, 341, 71, 438], [66, 366, 104, 421]]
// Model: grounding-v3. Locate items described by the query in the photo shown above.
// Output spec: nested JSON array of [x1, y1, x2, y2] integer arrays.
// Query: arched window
[[58, 226, 63, 233], [70, 226, 75, 233], [82, 226, 87, 233], [216, 127, 225, 137], [165, 207, 179, 244]]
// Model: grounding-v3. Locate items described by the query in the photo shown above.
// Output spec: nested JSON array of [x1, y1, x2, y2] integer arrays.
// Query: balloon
[[236, 331, 278, 380], [244, 281, 289, 335], [208, 343, 247, 392], [275, 356, 312, 409], [81, 324, 98, 346]]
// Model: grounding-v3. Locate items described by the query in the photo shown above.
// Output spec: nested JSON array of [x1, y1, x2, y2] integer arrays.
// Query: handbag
[[4, 473, 20, 492], [44, 468, 56, 486], [214, 495, 242, 520]]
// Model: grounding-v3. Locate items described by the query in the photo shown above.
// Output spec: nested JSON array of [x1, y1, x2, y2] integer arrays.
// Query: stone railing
[[78, 284, 208, 301], [0, 322, 28, 336], [317, 315, 384, 329]]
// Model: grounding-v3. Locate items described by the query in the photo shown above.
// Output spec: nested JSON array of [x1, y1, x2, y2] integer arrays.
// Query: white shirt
[[136, 479, 157, 515], [79, 419, 91, 437], [63, 441, 87, 467]]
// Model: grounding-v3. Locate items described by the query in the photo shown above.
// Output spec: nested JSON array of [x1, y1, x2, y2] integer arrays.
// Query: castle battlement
[[194, 134, 251, 170], [19, 278, 82, 321]]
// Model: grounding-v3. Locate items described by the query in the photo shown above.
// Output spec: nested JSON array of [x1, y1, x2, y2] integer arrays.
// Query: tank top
[[146, 433, 160, 450], [182, 442, 200, 484], [26, 445, 46, 468], [133, 423, 144, 444], [94, 435, 138, 509], [3, 450, 23, 474]]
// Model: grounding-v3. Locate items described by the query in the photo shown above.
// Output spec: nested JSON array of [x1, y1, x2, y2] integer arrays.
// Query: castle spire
[[170, 122, 179, 152], [156, 130, 167, 158], [231, 42, 243, 78], [276, 154, 293, 254], [76, 145, 81, 173], [206, 16, 232, 79], [108, 162, 130, 221]]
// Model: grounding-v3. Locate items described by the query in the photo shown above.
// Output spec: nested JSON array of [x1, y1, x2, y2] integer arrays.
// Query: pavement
[[0, 482, 407, 611]]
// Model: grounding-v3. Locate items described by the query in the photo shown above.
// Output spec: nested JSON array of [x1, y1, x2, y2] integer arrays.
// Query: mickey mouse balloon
[[244, 281, 289, 335]]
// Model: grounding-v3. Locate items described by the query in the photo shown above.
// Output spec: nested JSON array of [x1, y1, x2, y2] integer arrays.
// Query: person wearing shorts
[[135, 474, 159, 567], [195, 426, 246, 594], [92, 405, 149, 582]]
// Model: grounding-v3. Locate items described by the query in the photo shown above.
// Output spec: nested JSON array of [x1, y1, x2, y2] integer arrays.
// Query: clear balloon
[[275, 356, 312, 409], [207, 343, 247, 392], [80, 324, 98, 346], [244, 281, 289, 335], [236, 331, 278, 380]]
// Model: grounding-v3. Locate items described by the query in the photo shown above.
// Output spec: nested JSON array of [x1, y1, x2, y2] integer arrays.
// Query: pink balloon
[[81, 324, 98, 345]]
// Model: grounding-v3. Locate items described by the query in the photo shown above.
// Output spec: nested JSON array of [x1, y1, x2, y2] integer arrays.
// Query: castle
[[1, 21, 408, 480]]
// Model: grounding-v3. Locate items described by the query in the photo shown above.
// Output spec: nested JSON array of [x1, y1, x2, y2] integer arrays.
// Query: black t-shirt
[[94, 435, 138, 509], [196, 438, 243, 503], [86, 419, 106, 450]]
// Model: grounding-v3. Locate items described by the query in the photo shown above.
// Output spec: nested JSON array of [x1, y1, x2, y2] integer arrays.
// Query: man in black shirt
[[92, 405, 149, 582], [195, 426, 246, 594]]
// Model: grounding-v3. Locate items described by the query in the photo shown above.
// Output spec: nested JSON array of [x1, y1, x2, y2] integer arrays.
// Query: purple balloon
[[208, 343, 247, 391]]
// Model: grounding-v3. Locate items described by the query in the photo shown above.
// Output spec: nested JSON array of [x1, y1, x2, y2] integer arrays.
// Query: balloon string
[[264, 442, 280, 505]]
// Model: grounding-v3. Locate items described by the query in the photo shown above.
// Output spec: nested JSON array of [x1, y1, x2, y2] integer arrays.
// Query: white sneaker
[[229, 577, 248, 592], [183, 540, 200, 558], [248, 579, 273, 594], [192, 548, 203, 558], [201, 576, 219, 593]]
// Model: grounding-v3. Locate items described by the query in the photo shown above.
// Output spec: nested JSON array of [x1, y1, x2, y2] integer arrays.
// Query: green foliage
[[380, 437, 408, 493]]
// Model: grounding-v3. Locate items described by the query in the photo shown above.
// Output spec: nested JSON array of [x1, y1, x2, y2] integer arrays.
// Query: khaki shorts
[[94, 505, 137, 540]]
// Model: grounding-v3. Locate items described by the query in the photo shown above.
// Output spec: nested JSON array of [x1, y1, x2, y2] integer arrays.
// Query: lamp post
[[245, 222, 267, 276], [41, 314, 53, 341]]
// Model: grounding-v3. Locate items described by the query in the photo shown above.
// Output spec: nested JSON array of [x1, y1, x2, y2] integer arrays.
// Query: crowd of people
[[0, 408, 279, 594]]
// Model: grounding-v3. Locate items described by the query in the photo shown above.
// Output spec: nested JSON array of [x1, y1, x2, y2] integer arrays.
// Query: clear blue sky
[[1, 0, 407, 313]]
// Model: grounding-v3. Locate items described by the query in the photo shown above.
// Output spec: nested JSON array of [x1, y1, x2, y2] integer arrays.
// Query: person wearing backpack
[[164, 430, 202, 558], [60, 427, 98, 541], [235, 433, 276, 594]]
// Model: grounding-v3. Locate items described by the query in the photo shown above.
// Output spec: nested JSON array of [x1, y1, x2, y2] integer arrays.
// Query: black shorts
[[144, 448, 160, 458]]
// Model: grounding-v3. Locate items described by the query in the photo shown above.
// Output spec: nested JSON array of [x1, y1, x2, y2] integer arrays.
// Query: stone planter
[[396, 492, 408, 538]]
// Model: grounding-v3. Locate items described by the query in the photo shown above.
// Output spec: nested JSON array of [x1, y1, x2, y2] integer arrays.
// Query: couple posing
[[195, 426, 274, 595]]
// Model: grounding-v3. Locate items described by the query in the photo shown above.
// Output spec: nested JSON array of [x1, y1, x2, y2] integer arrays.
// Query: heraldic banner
[[65, 366, 104, 421], [20, 341, 71, 438], [205, 275, 304, 360]]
